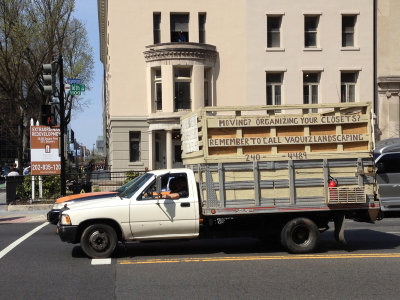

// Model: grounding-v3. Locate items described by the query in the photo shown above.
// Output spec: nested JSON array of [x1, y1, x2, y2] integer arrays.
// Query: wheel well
[[77, 219, 123, 242]]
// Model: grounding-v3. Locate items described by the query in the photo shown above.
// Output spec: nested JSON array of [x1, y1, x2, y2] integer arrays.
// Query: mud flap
[[333, 212, 346, 245]]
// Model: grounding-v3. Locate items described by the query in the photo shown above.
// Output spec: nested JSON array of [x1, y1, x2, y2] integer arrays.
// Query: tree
[[0, 0, 94, 171]]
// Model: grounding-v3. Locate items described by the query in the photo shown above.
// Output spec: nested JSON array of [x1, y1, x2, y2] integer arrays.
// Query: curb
[[6, 204, 52, 211]]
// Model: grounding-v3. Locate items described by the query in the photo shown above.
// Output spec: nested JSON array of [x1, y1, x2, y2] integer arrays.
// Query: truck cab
[[128, 169, 199, 240], [58, 169, 200, 258]]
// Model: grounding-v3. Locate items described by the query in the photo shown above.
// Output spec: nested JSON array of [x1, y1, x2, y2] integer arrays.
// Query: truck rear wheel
[[80, 224, 117, 258], [280, 218, 319, 253]]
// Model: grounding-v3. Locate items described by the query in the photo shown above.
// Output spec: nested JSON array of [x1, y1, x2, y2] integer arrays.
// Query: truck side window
[[140, 180, 157, 200], [377, 153, 400, 174], [168, 175, 188, 199]]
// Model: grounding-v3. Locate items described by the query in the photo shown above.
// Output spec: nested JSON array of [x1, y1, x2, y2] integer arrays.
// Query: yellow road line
[[119, 253, 400, 265]]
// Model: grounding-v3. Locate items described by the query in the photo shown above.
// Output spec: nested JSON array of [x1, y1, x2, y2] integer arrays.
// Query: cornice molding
[[144, 43, 218, 63], [97, 0, 107, 64], [378, 76, 400, 83]]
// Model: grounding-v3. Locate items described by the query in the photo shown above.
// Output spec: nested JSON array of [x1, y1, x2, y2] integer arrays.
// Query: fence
[[7, 170, 143, 203]]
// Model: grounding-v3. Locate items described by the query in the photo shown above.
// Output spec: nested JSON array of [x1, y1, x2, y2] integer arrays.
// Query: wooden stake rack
[[181, 102, 373, 165]]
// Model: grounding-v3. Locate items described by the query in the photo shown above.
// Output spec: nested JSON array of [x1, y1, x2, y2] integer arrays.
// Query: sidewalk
[[0, 204, 51, 223], [0, 190, 51, 223]]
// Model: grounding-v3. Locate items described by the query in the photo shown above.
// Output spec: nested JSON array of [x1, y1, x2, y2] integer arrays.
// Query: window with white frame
[[153, 13, 161, 44], [154, 69, 162, 111], [304, 16, 319, 48], [174, 67, 191, 111], [342, 15, 356, 47], [171, 13, 189, 42], [341, 72, 357, 102], [129, 131, 141, 162], [303, 72, 319, 113], [267, 15, 282, 48], [266, 73, 283, 106], [199, 13, 206, 43]]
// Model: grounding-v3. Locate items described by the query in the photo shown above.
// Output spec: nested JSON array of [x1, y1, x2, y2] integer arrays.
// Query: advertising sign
[[30, 125, 61, 175], [181, 114, 199, 154]]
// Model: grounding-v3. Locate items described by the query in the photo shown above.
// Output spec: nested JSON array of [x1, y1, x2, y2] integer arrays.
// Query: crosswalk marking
[[92, 258, 112, 265], [0, 222, 48, 259]]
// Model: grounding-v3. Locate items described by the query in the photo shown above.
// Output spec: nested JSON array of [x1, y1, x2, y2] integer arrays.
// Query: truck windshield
[[119, 173, 154, 198], [115, 175, 146, 194]]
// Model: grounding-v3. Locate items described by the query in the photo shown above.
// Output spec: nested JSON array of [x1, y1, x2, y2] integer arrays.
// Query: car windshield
[[115, 175, 144, 194], [119, 173, 154, 198]]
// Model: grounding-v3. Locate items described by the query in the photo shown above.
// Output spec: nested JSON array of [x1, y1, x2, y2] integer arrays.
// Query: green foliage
[[123, 171, 140, 184], [0, 0, 94, 170], [17, 175, 60, 201]]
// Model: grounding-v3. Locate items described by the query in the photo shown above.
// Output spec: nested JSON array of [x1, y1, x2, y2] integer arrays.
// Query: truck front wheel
[[80, 224, 117, 258], [280, 218, 320, 253]]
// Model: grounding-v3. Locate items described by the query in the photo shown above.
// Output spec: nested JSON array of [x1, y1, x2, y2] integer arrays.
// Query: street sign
[[69, 83, 85, 95], [66, 78, 82, 84], [30, 125, 61, 175]]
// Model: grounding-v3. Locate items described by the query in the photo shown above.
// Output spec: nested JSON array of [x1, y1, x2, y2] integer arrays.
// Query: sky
[[70, 0, 103, 151]]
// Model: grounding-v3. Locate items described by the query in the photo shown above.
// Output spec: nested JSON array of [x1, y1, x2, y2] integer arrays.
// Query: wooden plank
[[206, 115, 369, 128]]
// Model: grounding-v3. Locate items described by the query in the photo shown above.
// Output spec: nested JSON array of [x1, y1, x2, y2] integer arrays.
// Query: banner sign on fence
[[30, 125, 61, 175]]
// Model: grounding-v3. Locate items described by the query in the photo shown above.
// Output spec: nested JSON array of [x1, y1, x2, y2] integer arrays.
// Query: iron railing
[[7, 171, 144, 203]]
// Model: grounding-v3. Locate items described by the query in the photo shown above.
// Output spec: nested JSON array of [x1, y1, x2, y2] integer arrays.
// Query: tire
[[280, 218, 320, 254], [80, 224, 117, 258]]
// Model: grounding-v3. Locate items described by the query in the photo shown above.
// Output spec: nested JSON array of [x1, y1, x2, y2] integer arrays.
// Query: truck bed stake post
[[333, 212, 346, 245]]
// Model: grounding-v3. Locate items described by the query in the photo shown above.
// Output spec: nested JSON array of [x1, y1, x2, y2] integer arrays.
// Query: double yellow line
[[119, 252, 400, 265]]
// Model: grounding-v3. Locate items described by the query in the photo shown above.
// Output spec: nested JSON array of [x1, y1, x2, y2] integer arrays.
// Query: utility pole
[[59, 55, 66, 196]]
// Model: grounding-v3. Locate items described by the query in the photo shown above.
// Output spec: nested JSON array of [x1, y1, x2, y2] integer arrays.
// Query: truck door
[[129, 173, 198, 239], [376, 153, 400, 211]]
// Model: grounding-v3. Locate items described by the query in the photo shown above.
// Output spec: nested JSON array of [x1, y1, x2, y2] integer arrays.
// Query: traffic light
[[42, 63, 57, 96], [41, 104, 56, 126]]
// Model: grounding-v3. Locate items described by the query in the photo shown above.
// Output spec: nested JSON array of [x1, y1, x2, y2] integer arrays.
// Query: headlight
[[60, 214, 72, 225]]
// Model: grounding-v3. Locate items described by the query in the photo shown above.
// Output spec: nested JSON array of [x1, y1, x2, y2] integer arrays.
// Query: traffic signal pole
[[43, 56, 66, 196], [59, 55, 66, 196]]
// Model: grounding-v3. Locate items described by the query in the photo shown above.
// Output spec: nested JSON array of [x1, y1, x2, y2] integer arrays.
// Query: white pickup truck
[[58, 163, 379, 259], [57, 103, 380, 258]]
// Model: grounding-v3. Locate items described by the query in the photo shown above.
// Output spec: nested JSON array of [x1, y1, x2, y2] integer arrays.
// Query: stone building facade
[[98, 0, 375, 171]]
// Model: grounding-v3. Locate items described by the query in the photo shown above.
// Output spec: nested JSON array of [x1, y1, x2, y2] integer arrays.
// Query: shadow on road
[[0, 216, 26, 224], [70, 229, 400, 259], [318, 229, 400, 253]]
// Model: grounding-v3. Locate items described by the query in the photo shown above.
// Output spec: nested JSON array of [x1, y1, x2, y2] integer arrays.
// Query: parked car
[[374, 138, 400, 216]]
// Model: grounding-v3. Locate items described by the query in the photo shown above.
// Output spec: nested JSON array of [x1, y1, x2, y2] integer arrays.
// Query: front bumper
[[57, 225, 79, 244], [47, 209, 60, 224]]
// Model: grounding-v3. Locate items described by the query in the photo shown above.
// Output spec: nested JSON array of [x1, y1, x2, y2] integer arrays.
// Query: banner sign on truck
[[30, 125, 61, 175]]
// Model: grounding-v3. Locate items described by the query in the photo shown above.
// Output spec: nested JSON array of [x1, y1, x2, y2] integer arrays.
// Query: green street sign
[[69, 83, 86, 95]]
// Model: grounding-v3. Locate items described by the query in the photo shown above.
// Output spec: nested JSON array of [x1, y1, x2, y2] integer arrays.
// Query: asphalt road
[[1, 218, 400, 299]]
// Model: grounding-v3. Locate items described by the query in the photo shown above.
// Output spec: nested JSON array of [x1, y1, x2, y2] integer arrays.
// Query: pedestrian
[[178, 31, 186, 42], [7, 166, 19, 176]]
